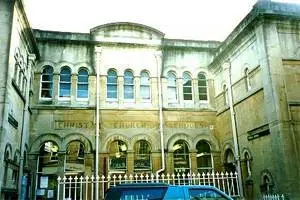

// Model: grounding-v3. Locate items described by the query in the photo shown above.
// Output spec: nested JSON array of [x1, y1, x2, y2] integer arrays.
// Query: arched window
[[173, 140, 190, 173], [59, 67, 71, 98], [167, 72, 177, 101], [66, 141, 85, 165], [40, 66, 53, 98], [38, 141, 59, 198], [244, 152, 252, 177], [134, 140, 151, 171], [198, 73, 208, 101], [224, 149, 235, 172], [107, 70, 118, 99], [124, 70, 134, 100], [77, 69, 89, 99], [183, 72, 193, 100], [109, 140, 127, 171], [3, 150, 10, 186], [223, 84, 229, 106], [140, 71, 150, 101], [196, 141, 213, 173], [244, 68, 251, 91]]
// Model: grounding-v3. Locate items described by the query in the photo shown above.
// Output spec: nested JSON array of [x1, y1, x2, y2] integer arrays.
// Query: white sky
[[24, 0, 300, 41]]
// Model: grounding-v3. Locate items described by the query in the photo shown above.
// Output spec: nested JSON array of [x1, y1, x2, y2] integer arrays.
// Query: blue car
[[105, 183, 233, 200]]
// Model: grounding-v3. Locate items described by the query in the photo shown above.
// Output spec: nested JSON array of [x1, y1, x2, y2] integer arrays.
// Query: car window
[[189, 188, 228, 200], [117, 187, 167, 200]]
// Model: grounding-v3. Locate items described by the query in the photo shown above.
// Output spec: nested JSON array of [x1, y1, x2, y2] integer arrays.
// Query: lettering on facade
[[103, 121, 158, 129], [54, 120, 94, 129], [165, 121, 209, 129]]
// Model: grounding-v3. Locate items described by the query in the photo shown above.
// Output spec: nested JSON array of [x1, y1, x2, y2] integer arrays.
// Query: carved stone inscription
[[54, 120, 94, 129], [165, 121, 208, 129], [103, 121, 158, 129]]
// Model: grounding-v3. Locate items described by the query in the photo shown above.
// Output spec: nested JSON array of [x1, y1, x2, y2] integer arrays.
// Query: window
[[77, 69, 89, 99], [134, 140, 151, 170], [140, 71, 150, 101], [66, 141, 85, 165], [40, 66, 53, 98], [223, 84, 229, 106], [189, 188, 228, 199], [173, 140, 190, 174], [224, 149, 235, 172], [196, 141, 213, 173], [183, 72, 193, 100], [167, 72, 177, 101], [109, 140, 127, 171], [107, 70, 118, 99], [59, 67, 71, 98], [124, 70, 134, 100], [245, 68, 251, 91], [198, 73, 208, 101]]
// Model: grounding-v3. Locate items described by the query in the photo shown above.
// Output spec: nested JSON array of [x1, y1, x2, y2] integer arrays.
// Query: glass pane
[[124, 71, 134, 84], [77, 90, 88, 98], [43, 66, 53, 74], [124, 86, 134, 99], [78, 69, 88, 76], [140, 86, 150, 99], [168, 87, 177, 100], [107, 91, 117, 99], [198, 87, 207, 93], [41, 89, 52, 98], [198, 80, 207, 86], [189, 189, 225, 199], [78, 84, 88, 90], [140, 72, 150, 85], [42, 82, 52, 89], [184, 94, 193, 100], [60, 83, 70, 90], [183, 87, 192, 93], [198, 73, 206, 79], [199, 95, 208, 100], [108, 75, 117, 83], [42, 75, 52, 81], [78, 75, 88, 83]]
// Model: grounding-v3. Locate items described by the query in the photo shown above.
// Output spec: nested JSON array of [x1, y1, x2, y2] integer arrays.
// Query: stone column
[[118, 76, 124, 105], [135, 76, 141, 104], [193, 79, 199, 105], [127, 151, 134, 174], [71, 74, 77, 104], [166, 152, 174, 174], [178, 78, 183, 106], [57, 151, 66, 200], [53, 73, 59, 104], [190, 150, 198, 173]]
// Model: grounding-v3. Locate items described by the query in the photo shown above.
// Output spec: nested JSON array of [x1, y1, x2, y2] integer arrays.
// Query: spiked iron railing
[[57, 171, 239, 200]]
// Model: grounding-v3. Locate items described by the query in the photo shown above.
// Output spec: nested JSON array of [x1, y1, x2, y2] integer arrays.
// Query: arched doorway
[[36, 141, 59, 200], [173, 140, 190, 174]]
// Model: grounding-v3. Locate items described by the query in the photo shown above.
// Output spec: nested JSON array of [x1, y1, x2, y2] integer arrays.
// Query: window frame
[[183, 72, 193, 102], [77, 68, 89, 100], [140, 71, 151, 102], [106, 69, 118, 101], [59, 66, 71, 100], [123, 70, 135, 102], [167, 71, 178, 103], [40, 65, 54, 100], [198, 73, 208, 102], [134, 140, 152, 171], [196, 141, 214, 173]]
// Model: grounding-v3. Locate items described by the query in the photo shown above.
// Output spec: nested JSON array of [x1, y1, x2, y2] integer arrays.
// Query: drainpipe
[[95, 46, 102, 200], [18, 54, 36, 200], [224, 62, 244, 197], [155, 51, 165, 175]]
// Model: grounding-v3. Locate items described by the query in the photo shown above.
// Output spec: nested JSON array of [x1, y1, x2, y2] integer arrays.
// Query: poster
[[40, 176, 48, 188], [47, 190, 54, 198]]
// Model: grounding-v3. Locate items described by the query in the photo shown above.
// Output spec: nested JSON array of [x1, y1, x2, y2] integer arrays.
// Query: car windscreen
[[105, 186, 168, 200], [189, 188, 229, 200]]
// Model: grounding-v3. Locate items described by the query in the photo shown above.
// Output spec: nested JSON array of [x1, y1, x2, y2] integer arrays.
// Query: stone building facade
[[0, 0, 300, 199]]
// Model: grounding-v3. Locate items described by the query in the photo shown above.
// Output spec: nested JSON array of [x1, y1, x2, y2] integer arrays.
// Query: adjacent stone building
[[0, 0, 299, 199]]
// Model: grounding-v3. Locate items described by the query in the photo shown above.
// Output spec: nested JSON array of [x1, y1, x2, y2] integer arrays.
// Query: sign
[[40, 176, 48, 188]]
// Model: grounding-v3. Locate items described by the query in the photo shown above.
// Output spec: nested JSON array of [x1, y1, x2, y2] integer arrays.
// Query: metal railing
[[57, 171, 239, 200], [262, 194, 285, 200]]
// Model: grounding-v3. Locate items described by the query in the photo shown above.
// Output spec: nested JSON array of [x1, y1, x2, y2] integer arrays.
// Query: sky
[[24, 0, 300, 41]]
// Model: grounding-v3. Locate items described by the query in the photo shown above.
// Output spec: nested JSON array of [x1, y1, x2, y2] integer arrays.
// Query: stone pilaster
[[118, 76, 124, 105], [190, 150, 198, 173], [135, 76, 141, 104], [127, 151, 134, 174], [53, 73, 59, 104], [193, 79, 199, 105], [71, 74, 77, 104]]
